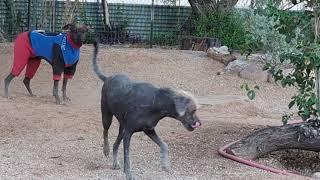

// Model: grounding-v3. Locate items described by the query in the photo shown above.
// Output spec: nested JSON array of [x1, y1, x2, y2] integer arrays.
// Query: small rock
[[239, 63, 269, 82], [212, 46, 230, 55], [312, 172, 320, 179], [207, 47, 236, 66], [282, 68, 294, 76]]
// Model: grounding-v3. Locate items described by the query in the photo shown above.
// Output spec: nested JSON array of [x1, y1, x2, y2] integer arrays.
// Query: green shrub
[[193, 10, 251, 50], [153, 31, 178, 46], [264, 3, 313, 42]]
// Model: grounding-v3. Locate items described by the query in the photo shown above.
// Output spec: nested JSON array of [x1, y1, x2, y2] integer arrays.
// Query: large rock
[[225, 59, 250, 75], [207, 46, 236, 66], [239, 63, 269, 82], [247, 53, 268, 64]]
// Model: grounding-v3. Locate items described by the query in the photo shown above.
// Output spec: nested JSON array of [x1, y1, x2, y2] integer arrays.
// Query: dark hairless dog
[[92, 42, 201, 180], [4, 23, 88, 104]]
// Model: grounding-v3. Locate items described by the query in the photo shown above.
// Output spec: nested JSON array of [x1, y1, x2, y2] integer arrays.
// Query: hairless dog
[[92, 42, 201, 180]]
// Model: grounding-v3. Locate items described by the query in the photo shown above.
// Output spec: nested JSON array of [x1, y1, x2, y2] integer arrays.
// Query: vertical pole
[[27, 0, 31, 30], [315, 4, 320, 117], [52, 0, 56, 32], [150, 0, 154, 48]]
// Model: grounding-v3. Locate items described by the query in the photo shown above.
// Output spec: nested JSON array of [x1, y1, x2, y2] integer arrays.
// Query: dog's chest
[[60, 36, 80, 65]]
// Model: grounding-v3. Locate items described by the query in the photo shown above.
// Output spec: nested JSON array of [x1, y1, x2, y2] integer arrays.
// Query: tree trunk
[[187, 0, 239, 16], [225, 122, 320, 159], [101, 0, 111, 30]]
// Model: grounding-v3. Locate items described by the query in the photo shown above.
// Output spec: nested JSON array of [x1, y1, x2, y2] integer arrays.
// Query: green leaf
[[282, 114, 290, 125], [247, 90, 256, 100], [288, 100, 295, 109], [263, 63, 271, 71], [245, 83, 250, 91]]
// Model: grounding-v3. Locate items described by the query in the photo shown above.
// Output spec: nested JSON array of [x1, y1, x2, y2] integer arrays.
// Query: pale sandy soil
[[0, 43, 309, 180]]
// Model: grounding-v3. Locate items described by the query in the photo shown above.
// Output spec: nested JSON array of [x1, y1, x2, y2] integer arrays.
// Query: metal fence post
[[28, 0, 31, 30], [52, 0, 56, 32], [150, 0, 154, 48]]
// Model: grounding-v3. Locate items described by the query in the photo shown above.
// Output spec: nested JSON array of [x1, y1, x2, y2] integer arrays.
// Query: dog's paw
[[58, 101, 67, 106], [126, 176, 135, 180], [63, 96, 71, 102], [55, 99, 64, 105], [103, 148, 109, 157], [161, 166, 172, 173], [4, 95, 12, 100], [112, 163, 121, 170]]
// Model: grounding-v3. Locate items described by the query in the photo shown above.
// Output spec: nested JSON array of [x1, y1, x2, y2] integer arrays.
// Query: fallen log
[[225, 121, 320, 159]]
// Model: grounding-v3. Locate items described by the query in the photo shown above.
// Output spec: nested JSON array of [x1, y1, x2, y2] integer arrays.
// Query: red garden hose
[[218, 120, 305, 177]]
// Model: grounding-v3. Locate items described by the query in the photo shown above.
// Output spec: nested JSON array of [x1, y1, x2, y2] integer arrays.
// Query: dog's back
[[102, 74, 160, 119]]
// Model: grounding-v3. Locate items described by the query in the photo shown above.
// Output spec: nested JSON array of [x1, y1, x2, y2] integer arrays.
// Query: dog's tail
[[92, 41, 107, 81]]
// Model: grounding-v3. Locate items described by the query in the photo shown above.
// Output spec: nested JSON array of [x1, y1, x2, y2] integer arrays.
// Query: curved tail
[[92, 41, 107, 81]]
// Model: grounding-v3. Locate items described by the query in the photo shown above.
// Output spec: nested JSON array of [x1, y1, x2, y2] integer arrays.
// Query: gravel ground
[[0, 43, 310, 179]]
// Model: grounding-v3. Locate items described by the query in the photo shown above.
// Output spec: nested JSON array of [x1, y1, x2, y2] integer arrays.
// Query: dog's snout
[[191, 121, 201, 129]]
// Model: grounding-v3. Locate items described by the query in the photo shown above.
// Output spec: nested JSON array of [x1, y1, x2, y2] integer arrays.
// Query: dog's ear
[[174, 97, 188, 117], [81, 24, 90, 32], [62, 23, 76, 31]]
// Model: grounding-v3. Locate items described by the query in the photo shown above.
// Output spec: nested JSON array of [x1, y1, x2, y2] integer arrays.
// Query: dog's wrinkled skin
[[4, 23, 88, 104], [92, 42, 201, 180]]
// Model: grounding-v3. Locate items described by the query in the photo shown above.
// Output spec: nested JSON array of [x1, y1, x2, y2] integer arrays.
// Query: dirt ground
[[0, 43, 310, 180]]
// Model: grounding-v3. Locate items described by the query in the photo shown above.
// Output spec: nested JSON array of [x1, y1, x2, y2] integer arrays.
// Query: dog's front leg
[[62, 79, 71, 101], [123, 132, 134, 180], [53, 80, 61, 104], [4, 73, 15, 98], [144, 129, 170, 172]]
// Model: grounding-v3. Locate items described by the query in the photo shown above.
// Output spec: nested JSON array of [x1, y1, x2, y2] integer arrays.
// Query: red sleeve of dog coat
[[63, 61, 78, 80], [53, 74, 62, 81], [63, 74, 73, 79]]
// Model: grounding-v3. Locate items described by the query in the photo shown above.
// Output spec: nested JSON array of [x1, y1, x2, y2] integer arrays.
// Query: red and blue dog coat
[[11, 30, 81, 80]]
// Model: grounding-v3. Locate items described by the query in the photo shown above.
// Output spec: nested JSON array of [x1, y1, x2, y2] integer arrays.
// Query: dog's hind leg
[[112, 124, 124, 170], [4, 73, 15, 98], [102, 107, 113, 157], [123, 131, 134, 180], [24, 58, 41, 96], [23, 77, 34, 96], [144, 129, 170, 172]]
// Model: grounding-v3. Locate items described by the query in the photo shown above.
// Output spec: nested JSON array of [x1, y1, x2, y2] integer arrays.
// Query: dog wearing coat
[[92, 42, 202, 180], [4, 23, 88, 104]]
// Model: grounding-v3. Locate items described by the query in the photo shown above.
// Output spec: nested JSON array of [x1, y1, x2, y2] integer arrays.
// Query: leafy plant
[[239, 3, 317, 123], [153, 31, 178, 46], [193, 10, 250, 50], [264, 39, 319, 121], [264, 3, 313, 42], [240, 83, 260, 100]]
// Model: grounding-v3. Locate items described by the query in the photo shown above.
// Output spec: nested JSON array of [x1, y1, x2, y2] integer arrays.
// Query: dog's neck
[[67, 34, 82, 48], [155, 88, 180, 119]]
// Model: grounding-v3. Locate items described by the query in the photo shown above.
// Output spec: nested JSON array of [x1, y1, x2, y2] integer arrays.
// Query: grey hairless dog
[[4, 23, 88, 104], [92, 42, 202, 180]]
